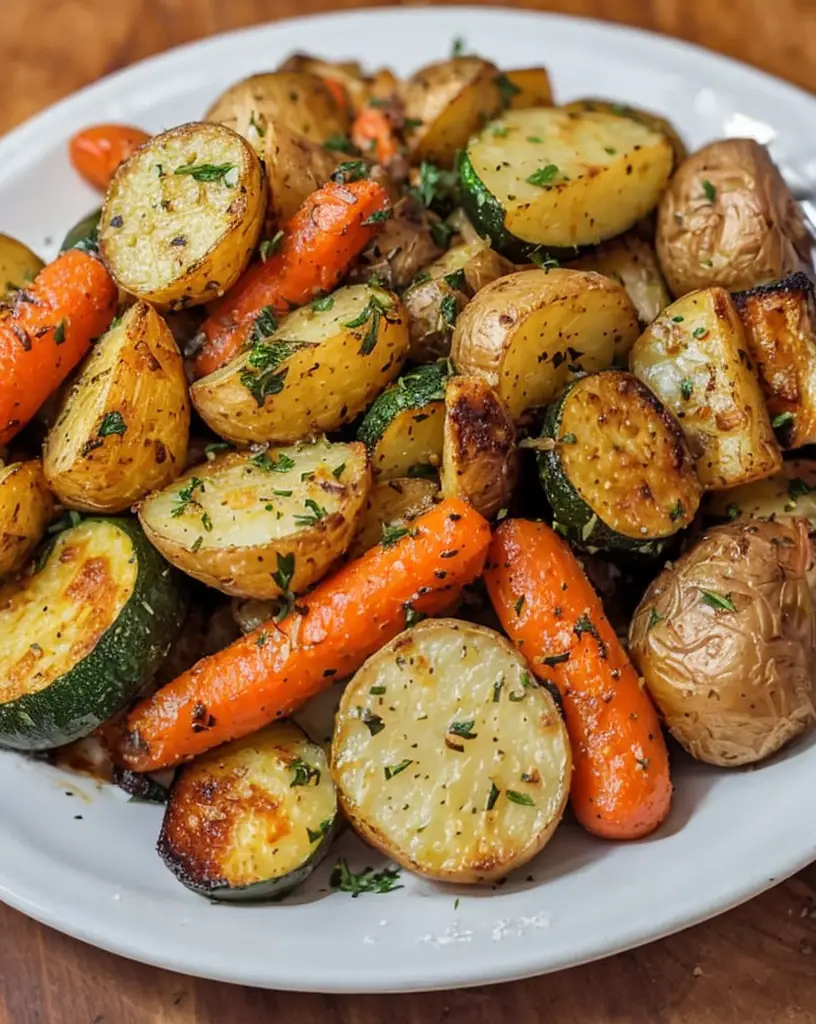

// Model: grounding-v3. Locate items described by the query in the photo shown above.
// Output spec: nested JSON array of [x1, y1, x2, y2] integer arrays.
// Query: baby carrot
[[351, 107, 399, 166], [0, 248, 118, 444], [118, 498, 490, 771], [191, 177, 391, 378], [69, 124, 151, 191], [484, 519, 672, 840]]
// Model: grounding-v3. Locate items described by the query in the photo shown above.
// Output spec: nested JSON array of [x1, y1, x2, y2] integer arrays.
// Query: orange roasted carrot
[[351, 107, 399, 165], [191, 177, 391, 378], [484, 519, 672, 840], [118, 498, 490, 771], [0, 249, 118, 444], [69, 124, 150, 191]]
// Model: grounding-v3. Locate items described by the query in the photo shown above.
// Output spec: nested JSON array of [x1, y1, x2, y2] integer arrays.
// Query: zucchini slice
[[159, 720, 337, 901], [138, 438, 370, 599], [348, 476, 439, 559], [0, 518, 186, 750], [357, 361, 449, 480], [441, 375, 518, 520], [332, 618, 571, 883], [458, 107, 673, 258], [539, 370, 701, 555]]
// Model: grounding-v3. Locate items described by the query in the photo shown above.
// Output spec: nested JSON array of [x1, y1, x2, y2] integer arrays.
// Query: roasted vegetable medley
[[1, 43, 815, 901]]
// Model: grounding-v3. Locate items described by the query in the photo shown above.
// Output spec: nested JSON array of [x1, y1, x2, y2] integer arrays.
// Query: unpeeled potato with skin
[[629, 518, 816, 767], [656, 138, 812, 298]]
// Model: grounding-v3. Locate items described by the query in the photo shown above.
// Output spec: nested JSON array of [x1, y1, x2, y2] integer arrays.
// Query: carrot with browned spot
[[118, 498, 490, 771], [484, 519, 672, 840]]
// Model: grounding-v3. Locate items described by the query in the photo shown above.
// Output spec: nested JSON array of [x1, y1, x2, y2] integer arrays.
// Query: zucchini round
[[59, 208, 102, 253], [0, 518, 187, 750], [158, 720, 338, 901], [539, 370, 701, 555], [357, 361, 450, 480]]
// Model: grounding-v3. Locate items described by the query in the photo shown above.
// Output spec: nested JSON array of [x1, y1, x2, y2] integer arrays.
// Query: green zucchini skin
[[357, 360, 449, 450], [158, 721, 338, 902], [59, 207, 102, 253], [538, 371, 697, 557], [0, 518, 187, 751]]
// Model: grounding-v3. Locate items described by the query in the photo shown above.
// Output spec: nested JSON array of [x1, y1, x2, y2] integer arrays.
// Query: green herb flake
[[361, 708, 385, 736], [171, 476, 205, 518], [289, 757, 321, 787], [200, 511, 213, 532], [699, 588, 737, 612], [772, 411, 795, 429], [680, 377, 694, 400], [492, 676, 504, 702], [403, 602, 426, 628], [272, 551, 295, 594], [204, 441, 231, 460], [294, 498, 328, 527], [343, 292, 394, 356], [330, 858, 402, 896], [559, 432, 577, 445], [495, 73, 521, 109], [701, 179, 717, 202], [381, 523, 416, 548], [526, 164, 561, 187], [448, 719, 477, 740], [174, 162, 236, 185], [330, 161, 368, 185], [647, 607, 663, 631], [788, 477, 814, 500], [97, 410, 126, 437], [53, 319, 67, 345], [307, 819, 332, 844], [491, 124, 509, 138], [486, 782, 500, 811], [239, 330, 305, 407], [451, 36, 466, 57], [362, 208, 393, 226], [604, 146, 617, 155], [190, 536, 203, 554], [692, 326, 707, 339], [324, 133, 359, 154], [332, 462, 346, 479], [672, 315, 685, 323], [506, 790, 535, 807], [370, 685, 387, 695], [439, 293, 458, 328], [384, 759, 414, 781], [669, 499, 684, 522], [311, 295, 335, 312], [259, 231, 284, 261], [250, 450, 296, 473], [443, 268, 467, 291], [725, 503, 741, 520], [529, 249, 560, 271], [248, 111, 265, 138]]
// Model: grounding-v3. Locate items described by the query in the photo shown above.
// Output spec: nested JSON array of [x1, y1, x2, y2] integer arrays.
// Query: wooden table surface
[[3, 1, 816, 1021]]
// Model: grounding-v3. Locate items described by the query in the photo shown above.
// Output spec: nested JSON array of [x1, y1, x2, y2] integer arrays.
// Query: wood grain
[[3, 1, 816, 1021]]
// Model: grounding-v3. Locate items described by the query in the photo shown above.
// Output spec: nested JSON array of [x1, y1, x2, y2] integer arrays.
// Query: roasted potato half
[[567, 233, 671, 326], [205, 71, 349, 153], [403, 57, 503, 167], [0, 234, 44, 298], [278, 54, 371, 115], [451, 268, 640, 421], [733, 273, 816, 449], [705, 458, 816, 527], [630, 287, 782, 490], [441, 376, 518, 519], [402, 239, 513, 361], [138, 439, 370, 598], [347, 476, 439, 559], [332, 619, 572, 883], [192, 284, 409, 445], [264, 119, 343, 229], [43, 302, 189, 513], [656, 138, 812, 298], [0, 461, 54, 577], [561, 98, 687, 169], [99, 122, 265, 309], [629, 519, 815, 766]]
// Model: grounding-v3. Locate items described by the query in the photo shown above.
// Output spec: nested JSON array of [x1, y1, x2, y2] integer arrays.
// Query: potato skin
[[0, 461, 54, 576], [43, 302, 190, 513], [263, 120, 343, 228], [656, 139, 812, 299], [629, 519, 815, 767]]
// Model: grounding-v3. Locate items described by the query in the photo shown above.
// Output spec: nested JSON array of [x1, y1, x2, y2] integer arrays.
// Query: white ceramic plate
[[1, 6, 816, 995]]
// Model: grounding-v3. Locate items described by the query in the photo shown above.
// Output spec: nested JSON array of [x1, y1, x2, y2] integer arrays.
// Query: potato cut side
[[0, 461, 54, 577], [502, 67, 554, 109], [43, 302, 190, 513], [0, 521, 136, 703], [561, 98, 687, 169], [705, 458, 816, 527], [630, 287, 782, 490], [567, 233, 670, 326], [138, 438, 370, 598], [332, 619, 572, 883], [100, 122, 264, 308], [464, 107, 673, 247], [451, 269, 640, 421], [192, 284, 409, 445], [441, 376, 518, 519], [348, 477, 439, 559], [264, 119, 343, 227]]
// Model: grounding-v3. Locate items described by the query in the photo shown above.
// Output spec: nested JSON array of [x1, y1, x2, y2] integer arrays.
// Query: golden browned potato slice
[[99, 122, 264, 309], [0, 461, 54, 577], [205, 71, 349, 153], [138, 439, 370, 599], [733, 273, 816, 449], [705, 458, 816, 526], [656, 138, 812, 298], [0, 234, 44, 299], [561, 98, 687, 169], [43, 302, 189, 513], [347, 477, 439, 559], [192, 284, 409, 445], [629, 519, 815, 767], [503, 67, 554, 109], [630, 287, 782, 490], [264, 120, 343, 228], [451, 268, 640, 421], [402, 239, 513, 361], [332, 619, 571, 883], [567, 233, 670, 326], [441, 376, 518, 519], [403, 57, 503, 167]]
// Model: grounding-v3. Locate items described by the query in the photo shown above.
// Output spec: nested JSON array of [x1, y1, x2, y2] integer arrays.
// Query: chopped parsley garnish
[[380, 523, 415, 548], [725, 503, 741, 520], [448, 719, 477, 740], [669, 500, 684, 521], [171, 477, 204, 517], [529, 250, 560, 271], [289, 757, 321, 787], [701, 179, 717, 202], [330, 463, 346, 481], [250, 450, 296, 473], [324, 133, 360, 154], [506, 790, 535, 807], [239, 336, 304, 407], [53, 319, 66, 345], [526, 164, 561, 187], [248, 111, 265, 137], [272, 551, 295, 597], [190, 536, 203, 554], [680, 377, 694, 400], [311, 295, 335, 312], [259, 231, 284, 261], [200, 511, 213, 532], [384, 759, 413, 780], [403, 602, 426, 628], [495, 73, 521, 109], [413, 160, 458, 210], [362, 208, 393, 226], [491, 124, 509, 137], [699, 588, 737, 612], [444, 269, 467, 291], [527, 135, 543, 143], [451, 35, 466, 56], [330, 161, 368, 185], [647, 607, 663, 631], [772, 411, 795, 429], [97, 410, 127, 437], [672, 315, 685, 323], [486, 782, 500, 811], [294, 498, 328, 526], [330, 859, 402, 896], [692, 326, 707, 339], [343, 292, 394, 355], [439, 293, 458, 328], [604, 146, 617, 155], [492, 676, 504, 702], [204, 441, 231, 460], [370, 685, 387, 695], [174, 162, 236, 185], [307, 819, 333, 844], [559, 432, 577, 445], [361, 709, 385, 736]]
